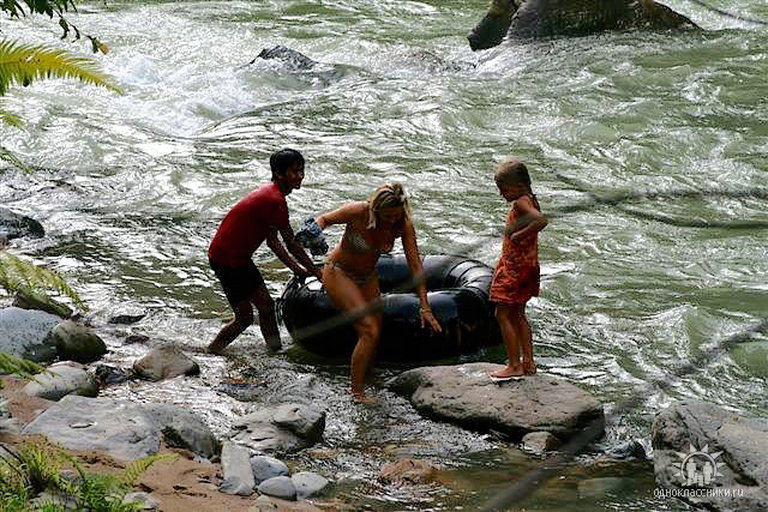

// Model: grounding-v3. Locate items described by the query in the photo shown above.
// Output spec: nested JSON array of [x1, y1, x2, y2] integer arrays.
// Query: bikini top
[[342, 226, 397, 255]]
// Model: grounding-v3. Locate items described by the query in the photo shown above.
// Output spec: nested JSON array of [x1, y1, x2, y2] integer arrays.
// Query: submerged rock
[[0, 207, 44, 240], [23, 361, 98, 401], [230, 403, 325, 455], [387, 362, 604, 441], [378, 459, 438, 485], [133, 345, 200, 381], [653, 399, 768, 511]]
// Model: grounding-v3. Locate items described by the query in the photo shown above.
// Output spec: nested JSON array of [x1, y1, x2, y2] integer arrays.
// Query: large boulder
[[45, 321, 107, 364], [0, 307, 60, 363], [653, 399, 768, 511], [21, 395, 217, 461], [23, 361, 98, 401], [132, 345, 199, 381], [230, 403, 325, 455], [387, 362, 604, 441], [0, 207, 44, 240], [467, 0, 698, 51]]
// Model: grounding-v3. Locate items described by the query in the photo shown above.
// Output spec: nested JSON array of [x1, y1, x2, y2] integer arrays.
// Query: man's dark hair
[[270, 148, 304, 181]]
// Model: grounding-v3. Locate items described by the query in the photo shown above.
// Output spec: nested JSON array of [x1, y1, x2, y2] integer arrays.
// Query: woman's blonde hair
[[367, 182, 411, 228]]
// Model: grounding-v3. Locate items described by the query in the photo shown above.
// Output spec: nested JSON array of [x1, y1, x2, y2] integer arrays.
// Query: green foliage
[[1, 0, 108, 53], [0, 249, 87, 311], [0, 352, 43, 380], [0, 39, 119, 96], [0, 443, 175, 511]]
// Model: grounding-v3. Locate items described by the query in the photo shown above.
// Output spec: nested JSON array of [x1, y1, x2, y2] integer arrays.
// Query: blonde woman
[[299, 183, 442, 402]]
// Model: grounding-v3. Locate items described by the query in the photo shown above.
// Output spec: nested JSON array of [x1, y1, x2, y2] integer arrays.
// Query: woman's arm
[[509, 195, 548, 242], [315, 201, 367, 230], [401, 219, 442, 333]]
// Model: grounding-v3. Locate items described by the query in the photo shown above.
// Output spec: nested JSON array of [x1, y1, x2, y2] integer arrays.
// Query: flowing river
[[2, 1, 767, 510]]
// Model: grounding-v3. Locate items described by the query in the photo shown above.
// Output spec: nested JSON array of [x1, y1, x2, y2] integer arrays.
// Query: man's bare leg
[[208, 299, 253, 354]]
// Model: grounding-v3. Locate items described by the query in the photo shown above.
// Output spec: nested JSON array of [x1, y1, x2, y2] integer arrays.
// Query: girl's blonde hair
[[367, 182, 411, 228], [495, 158, 541, 211]]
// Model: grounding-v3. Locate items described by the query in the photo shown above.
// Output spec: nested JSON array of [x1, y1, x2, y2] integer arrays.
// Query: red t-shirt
[[208, 182, 289, 267]]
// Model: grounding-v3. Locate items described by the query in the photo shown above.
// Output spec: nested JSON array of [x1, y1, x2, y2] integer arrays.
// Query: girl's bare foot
[[522, 360, 537, 375], [489, 365, 524, 380], [352, 392, 376, 404]]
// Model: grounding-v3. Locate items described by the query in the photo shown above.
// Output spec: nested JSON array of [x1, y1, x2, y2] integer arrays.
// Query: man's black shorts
[[209, 259, 265, 304]]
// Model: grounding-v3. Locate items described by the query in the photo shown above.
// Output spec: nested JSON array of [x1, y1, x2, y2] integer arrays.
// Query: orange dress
[[489, 197, 540, 305]]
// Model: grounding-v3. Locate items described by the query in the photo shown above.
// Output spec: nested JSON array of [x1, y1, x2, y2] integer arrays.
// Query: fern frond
[[116, 453, 177, 489], [0, 351, 43, 379], [0, 104, 22, 127], [0, 249, 87, 310], [0, 39, 120, 96], [0, 144, 31, 173]]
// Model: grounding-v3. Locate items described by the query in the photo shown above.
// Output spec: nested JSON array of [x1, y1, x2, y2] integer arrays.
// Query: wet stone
[[258, 476, 297, 501], [291, 471, 329, 499], [219, 442, 255, 496], [251, 455, 290, 484]]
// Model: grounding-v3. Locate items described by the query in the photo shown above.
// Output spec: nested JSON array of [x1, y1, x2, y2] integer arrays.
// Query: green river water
[[2, 1, 767, 510]]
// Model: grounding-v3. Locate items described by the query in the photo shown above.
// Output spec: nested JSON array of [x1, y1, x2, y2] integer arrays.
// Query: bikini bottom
[[325, 260, 377, 288]]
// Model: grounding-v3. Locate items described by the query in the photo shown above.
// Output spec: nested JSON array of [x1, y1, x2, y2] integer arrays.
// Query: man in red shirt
[[207, 148, 321, 354]]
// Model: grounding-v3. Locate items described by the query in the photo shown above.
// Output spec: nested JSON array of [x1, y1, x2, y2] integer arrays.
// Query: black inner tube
[[279, 255, 501, 362]]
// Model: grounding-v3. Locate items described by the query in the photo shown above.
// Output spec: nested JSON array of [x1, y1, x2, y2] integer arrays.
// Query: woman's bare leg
[[323, 265, 381, 402], [491, 304, 524, 378]]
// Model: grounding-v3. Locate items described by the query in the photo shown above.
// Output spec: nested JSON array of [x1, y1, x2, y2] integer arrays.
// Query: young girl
[[489, 158, 548, 380]]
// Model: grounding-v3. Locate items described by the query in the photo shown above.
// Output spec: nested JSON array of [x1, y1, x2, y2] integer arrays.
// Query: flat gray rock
[[230, 403, 325, 455], [653, 399, 768, 511], [22, 395, 160, 460], [20, 395, 218, 462], [0, 307, 60, 363], [133, 345, 200, 381], [387, 362, 604, 441], [219, 442, 255, 496], [258, 476, 297, 501], [23, 361, 98, 401]]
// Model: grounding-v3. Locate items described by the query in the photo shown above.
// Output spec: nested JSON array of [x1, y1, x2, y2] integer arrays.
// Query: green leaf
[[0, 249, 88, 310], [0, 144, 31, 172], [0, 38, 121, 96]]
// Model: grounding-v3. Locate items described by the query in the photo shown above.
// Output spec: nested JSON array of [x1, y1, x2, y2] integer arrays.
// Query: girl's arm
[[509, 195, 548, 242], [401, 219, 442, 333], [315, 201, 367, 229]]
